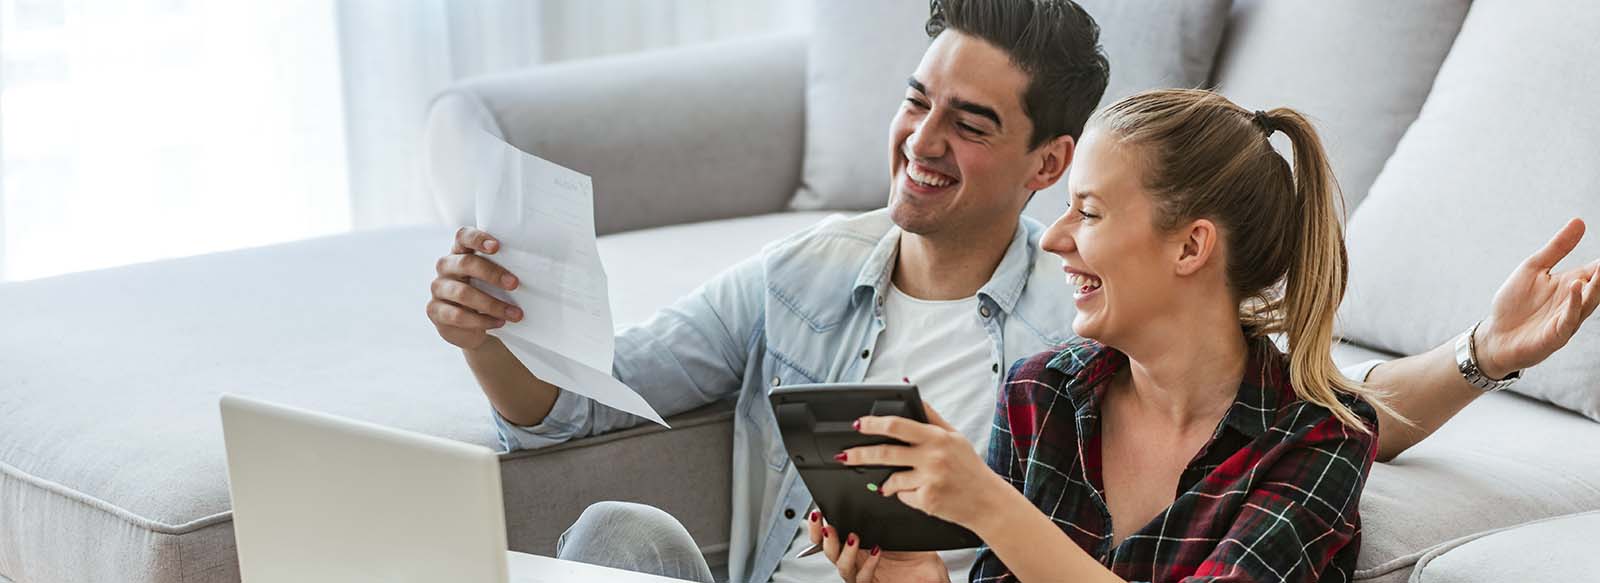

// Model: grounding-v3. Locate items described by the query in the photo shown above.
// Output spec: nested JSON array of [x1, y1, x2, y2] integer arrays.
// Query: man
[[426, 1, 1600, 582]]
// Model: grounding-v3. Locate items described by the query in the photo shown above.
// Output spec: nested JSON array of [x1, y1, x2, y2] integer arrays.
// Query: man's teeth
[[1069, 273, 1102, 291], [908, 165, 955, 188]]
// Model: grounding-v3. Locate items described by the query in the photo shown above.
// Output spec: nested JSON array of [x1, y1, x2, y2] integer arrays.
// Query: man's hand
[[427, 227, 525, 351], [1476, 218, 1600, 379]]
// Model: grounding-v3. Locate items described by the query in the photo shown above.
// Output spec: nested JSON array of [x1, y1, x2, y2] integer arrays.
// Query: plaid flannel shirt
[[970, 336, 1379, 583]]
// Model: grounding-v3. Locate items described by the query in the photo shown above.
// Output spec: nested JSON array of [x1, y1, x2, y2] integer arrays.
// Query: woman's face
[[1040, 129, 1187, 346]]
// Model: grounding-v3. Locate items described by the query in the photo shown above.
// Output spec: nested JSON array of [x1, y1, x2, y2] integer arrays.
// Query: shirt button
[[784, 508, 796, 520], [860, 349, 870, 359], [979, 305, 992, 318], [992, 363, 1000, 373], [771, 376, 782, 387]]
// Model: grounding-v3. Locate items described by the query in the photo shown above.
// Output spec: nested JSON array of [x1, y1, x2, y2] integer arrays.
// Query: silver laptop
[[219, 394, 688, 583]]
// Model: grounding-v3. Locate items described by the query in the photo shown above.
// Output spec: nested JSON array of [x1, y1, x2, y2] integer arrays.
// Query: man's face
[[887, 31, 1054, 237]]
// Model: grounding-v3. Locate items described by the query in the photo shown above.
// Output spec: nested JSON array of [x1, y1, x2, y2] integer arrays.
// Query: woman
[[811, 88, 1396, 583]]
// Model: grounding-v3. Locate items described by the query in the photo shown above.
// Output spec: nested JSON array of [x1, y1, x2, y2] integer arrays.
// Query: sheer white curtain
[[0, 0, 349, 282], [0, 0, 808, 281]]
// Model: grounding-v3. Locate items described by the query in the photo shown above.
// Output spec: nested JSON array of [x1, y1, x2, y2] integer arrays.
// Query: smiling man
[[424, 1, 1600, 582]]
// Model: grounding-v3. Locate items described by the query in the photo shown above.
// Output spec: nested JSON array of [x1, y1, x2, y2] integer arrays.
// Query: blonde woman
[[818, 89, 1404, 583]]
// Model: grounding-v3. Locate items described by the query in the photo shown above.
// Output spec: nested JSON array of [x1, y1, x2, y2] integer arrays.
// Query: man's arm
[[427, 227, 560, 426], [1371, 218, 1600, 461], [430, 226, 771, 447]]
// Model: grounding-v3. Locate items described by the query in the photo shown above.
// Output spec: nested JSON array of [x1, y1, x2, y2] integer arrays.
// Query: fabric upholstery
[[1409, 511, 1600, 583], [1209, 0, 1471, 212], [792, 0, 1233, 211], [425, 33, 808, 236], [1340, 0, 1600, 422], [1353, 392, 1600, 582], [0, 213, 826, 582]]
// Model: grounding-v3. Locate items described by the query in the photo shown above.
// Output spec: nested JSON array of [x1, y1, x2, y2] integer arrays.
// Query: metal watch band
[[1454, 321, 1521, 393]]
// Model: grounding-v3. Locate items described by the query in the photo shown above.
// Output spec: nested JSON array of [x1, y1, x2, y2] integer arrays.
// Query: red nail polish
[[852, 419, 861, 431], [823, 527, 831, 539], [833, 452, 848, 462], [847, 533, 857, 546], [871, 546, 881, 556], [810, 510, 820, 522], [902, 376, 910, 384]]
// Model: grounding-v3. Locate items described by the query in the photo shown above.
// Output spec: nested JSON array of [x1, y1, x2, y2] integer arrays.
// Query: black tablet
[[768, 383, 983, 551]]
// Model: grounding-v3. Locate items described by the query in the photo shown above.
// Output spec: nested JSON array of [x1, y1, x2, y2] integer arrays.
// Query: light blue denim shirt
[[492, 209, 1383, 583]]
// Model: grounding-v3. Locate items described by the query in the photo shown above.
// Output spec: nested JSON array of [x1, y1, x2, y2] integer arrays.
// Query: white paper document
[[467, 131, 667, 427]]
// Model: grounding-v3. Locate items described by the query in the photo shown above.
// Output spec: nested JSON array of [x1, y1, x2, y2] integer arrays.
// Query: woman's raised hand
[[804, 510, 949, 583]]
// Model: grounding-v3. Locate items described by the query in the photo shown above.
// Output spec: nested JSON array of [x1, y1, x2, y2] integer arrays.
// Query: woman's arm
[[1371, 218, 1600, 461], [842, 407, 1127, 583], [967, 484, 1124, 583]]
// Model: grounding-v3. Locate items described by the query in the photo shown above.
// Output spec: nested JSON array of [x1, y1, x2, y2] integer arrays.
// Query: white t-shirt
[[771, 285, 1000, 583]]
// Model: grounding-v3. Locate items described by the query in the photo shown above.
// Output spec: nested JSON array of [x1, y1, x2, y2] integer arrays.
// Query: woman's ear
[[1174, 218, 1219, 276], [1024, 134, 1076, 192]]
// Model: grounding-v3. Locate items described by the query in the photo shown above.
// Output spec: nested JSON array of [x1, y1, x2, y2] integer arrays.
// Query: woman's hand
[[840, 403, 1011, 531], [805, 510, 949, 583], [1476, 218, 1600, 379]]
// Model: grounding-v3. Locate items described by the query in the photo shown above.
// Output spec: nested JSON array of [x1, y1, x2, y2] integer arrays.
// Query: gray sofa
[[4, 1, 1600, 582]]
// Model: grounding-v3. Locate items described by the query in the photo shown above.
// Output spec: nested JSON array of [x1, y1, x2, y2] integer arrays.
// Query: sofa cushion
[[1352, 392, 1600, 582], [1209, 0, 1470, 212], [0, 212, 829, 582], [792, 0, 1233, 213], [1409, 511, 1600, 583], [1339, 0, 1600, 422]]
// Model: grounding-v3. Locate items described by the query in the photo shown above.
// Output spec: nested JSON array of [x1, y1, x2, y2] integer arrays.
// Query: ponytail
[[1264, 109, 1394, 432]]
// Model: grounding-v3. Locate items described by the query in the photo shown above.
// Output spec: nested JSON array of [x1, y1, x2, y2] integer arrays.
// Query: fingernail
[[823, 527, 831, 539], [484, 239, 498, 252], [846, 533, 857, 546], [507, 307, 522, 321], [501, 274, 517, 289], [852, 419, 861, 431], [810, 510, 820, 522], [871, 546, 881, 556], [833, 452, 847, 462]]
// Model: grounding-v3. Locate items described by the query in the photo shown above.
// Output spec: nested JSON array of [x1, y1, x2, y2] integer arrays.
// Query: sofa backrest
[[1209, 0, 1472, 214], [1340, 0, 1600, 421]]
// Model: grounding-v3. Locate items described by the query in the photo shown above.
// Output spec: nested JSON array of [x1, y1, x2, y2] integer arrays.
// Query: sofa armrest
[[497, 400, 736, 568], [425, 33, 808, 236]]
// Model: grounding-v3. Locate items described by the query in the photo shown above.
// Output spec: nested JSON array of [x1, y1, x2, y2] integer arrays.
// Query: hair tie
[[1252, 110, 1276, 136]]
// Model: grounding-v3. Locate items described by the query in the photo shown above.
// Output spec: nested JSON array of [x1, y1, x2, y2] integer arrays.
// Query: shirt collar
[[1217, 337, 1287, 439], [1046, 335, 1288, 440], [851, 219, 1034, 312]]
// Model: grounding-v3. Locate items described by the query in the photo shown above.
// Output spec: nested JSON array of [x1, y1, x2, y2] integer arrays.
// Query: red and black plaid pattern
[[970, 336, 1378, 583]]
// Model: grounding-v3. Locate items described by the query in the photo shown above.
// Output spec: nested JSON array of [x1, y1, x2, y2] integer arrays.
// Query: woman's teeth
[[1069, 273, 1102, 294], [908, 164, 955, 188]]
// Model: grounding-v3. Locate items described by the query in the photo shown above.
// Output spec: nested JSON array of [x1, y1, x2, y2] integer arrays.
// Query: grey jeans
[[556, 501, 717, 583]]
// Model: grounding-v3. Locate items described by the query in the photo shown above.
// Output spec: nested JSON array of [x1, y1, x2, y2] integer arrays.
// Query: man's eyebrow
[[951, 98, 1003, 130], [905, 77, 1004, 130]]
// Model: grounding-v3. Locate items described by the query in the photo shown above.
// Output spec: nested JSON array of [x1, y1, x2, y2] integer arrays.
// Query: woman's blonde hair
[[1089, 88, 1394, 432]]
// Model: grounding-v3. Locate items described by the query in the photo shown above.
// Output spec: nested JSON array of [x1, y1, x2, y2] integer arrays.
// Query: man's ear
[[1024, 134, 1075, 191], [1174, 218, 1220, 277]]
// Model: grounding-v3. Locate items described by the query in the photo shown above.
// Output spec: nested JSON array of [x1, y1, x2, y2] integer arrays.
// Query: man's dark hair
[[926, 0, 1110, 149]]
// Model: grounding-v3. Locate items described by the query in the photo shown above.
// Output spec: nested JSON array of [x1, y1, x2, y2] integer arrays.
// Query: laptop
[[219, 394, 690, 583]]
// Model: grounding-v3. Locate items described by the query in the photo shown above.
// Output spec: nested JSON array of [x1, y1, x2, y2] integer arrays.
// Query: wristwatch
[[1454, 321, 1521, 393]]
